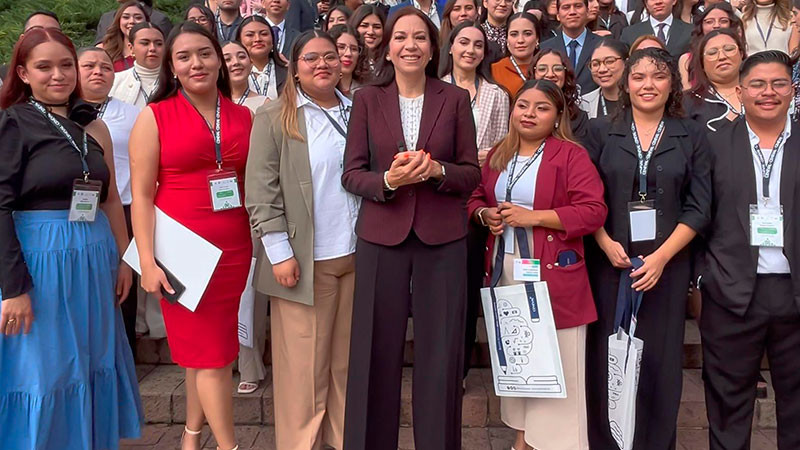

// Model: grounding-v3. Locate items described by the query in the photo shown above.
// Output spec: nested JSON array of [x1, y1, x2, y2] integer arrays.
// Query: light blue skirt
[[0, 210, 143, 450]]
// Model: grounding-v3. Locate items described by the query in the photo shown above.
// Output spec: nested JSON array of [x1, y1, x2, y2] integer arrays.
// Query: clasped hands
[[385, 150, 443, 189], [597, 237, 668, 292], [480, 202, 539, 236]]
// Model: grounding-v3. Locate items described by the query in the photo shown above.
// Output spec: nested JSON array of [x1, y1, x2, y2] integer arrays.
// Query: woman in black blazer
[[584, 48, 712, 450], [341, 7, 481, 450]]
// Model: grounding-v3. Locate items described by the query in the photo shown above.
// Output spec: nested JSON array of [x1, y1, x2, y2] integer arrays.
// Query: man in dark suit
[[540, 0, 602, 94], [620, 0, 691, 57], [94, 0, 172, 44], [287, 0, 316, 32], [699, 51, 800, 450], [264, 0, 302, 58]]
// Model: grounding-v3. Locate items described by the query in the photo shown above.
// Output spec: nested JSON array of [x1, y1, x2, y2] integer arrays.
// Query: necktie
[[656, 23, 667, 44], [567, 40, 579, 70], [272, 25, 281, 48]]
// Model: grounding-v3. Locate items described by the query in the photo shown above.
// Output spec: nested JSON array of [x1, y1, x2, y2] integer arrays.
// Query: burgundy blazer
[[467, 137, 607, 329], [342, 77, 481, 246]]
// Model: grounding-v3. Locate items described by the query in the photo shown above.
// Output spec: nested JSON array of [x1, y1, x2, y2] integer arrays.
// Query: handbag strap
[[490, 227, 540, 322], [613, 256, 645, 334]]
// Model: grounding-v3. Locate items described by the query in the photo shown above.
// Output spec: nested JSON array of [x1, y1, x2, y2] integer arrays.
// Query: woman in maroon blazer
[[467, 79, 606, 450], [341, 6, 481, 450]]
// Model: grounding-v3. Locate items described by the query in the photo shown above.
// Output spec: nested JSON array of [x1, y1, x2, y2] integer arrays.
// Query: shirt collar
[[296, 89, 352, 111], [562, 27, 588, 48], [746, 113, 793, 149], [266, 17, 285, 31], [649, 14, 673, 29], [413, 0, 438, 17]]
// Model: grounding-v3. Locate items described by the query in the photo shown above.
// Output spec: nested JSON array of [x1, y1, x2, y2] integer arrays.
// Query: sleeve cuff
[[260, 232, 294, 265]]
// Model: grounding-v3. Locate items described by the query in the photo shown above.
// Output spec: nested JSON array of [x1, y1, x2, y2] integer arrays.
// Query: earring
[[555, 121, 560, 128]]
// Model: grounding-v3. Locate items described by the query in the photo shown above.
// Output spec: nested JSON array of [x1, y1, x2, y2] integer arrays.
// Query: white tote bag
[[607, 258, 645, 450]]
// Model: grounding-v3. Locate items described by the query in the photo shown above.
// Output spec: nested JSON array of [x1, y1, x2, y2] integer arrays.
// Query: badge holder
[[628, 199, 656, 242], [750, 203, 784, 248], [69, 178, 102, 222], [208, 169, 242, 213]]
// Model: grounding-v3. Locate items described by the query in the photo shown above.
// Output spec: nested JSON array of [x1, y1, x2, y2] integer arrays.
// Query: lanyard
[[709, 86, 741, 116], [630, 119, 665, 201], [449, 74, 480, 108], [97, 97, 111, 119], [755, 13, 776, 47], [236, 87, 251, 105], [600, 95, 608, 117], [752, 132, 786, 200], [250, 61, 273, 96], [29, 98, 91, 181], [301, 90, 350, 139], [216, 13, 237, 41], [600, 14, 611, 30], [510, 56, 528, 82], [132, 69, 158, 103], [504, 140, 546, 202], [181, 90, 223, 169]]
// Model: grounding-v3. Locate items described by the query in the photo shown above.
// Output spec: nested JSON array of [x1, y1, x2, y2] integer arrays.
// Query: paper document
[[238, 258, 257, 348], [123, 207, 222, 312]]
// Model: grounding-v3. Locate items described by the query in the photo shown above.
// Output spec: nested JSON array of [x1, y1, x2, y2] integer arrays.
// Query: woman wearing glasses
[[678, 2, 742, 90], [491, 12, 540, 97], [246, 30, 357, 450], [683, 29, 746, 131], [236, 16, 288, 101], [185, 4, 217, 33], [583, 48, 711, 449], [580, 39, 628, 119], [530, 48, 589, 142], [329, 24, 367, 97]]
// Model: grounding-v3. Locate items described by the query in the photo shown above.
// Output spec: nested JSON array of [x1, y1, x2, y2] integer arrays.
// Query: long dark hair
[[149, 21, 231, 104], [530, 48, 581, 120], [184, 4, 216, 32], [102, 1, 150, 62], [329, 24, 367, 83], [349, 4, 387, 57], [235, 15, 287, 69], [506, 12, 542, 51], [372, 7, 441, 86], [688, 28, 746, 97], [324, 5, 354, 31], [128, 21, 164, 44], [615, 47, 684, 120], [439, 0, 481, 43], [438, 21, 496, 83], [688, 3, 743, 54]]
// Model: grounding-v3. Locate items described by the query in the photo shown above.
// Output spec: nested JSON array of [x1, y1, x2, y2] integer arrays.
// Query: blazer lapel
[[416, 80, 445, 150], [780, 129, 799, 258], [377, 82, 408, 151], [610, 111, 637, 157], [574, 32, 596, 80], [533, 137, 561, 210], [731, 121, 759, 265], [652, 117, 685, 158], [290, 107, 314, 218]]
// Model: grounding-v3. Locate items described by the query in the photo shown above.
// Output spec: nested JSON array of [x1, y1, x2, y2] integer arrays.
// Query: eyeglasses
[[703, 43, 739, 60], [701, 17, 731, 28], [589, 56, 623, 71], [336, 43, 361, 55], [298, 52, 341, 66], [188, 16, 210, 25], [742, 79, 793, 96], [534, 64, 566, 75]]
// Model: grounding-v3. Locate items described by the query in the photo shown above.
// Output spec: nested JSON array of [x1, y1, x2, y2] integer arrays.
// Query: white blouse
[[494, 154, 541, 254], [399, 94, 424, 150], [249, 61, 279, 100], [744, 5, 793, 55], [100, 97, 142, 205]]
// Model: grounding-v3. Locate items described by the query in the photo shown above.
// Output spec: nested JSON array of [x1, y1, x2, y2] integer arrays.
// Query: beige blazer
[[245, 101, 316, 305]]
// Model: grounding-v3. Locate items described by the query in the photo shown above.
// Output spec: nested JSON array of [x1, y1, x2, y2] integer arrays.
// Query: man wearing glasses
[[698, 50, 800, 449]]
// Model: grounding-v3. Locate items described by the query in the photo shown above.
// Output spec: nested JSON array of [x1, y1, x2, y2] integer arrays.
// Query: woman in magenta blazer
[[467, 79, 606, 450], [341, 7, 481, 450]]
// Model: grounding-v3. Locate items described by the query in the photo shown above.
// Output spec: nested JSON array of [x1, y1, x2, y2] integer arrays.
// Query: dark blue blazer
[[540, 29, 603, 96]]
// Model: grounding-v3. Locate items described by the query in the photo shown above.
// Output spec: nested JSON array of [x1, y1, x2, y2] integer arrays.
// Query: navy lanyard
[[236, 87, 251, 106], [216, 13, 237, 41], [250, 61, 273, 96], [449, 74, 480, 108], [630, 120, 665, 201], [132, 69, 158, 103], [504, 140, 546, 202], [755, 13, 776, 47], [181, 90, 223, 169], [510, 56, 528, 82], [301, 90, 350, 139], [29, 98, 91, 181], [752, 132, 787, 200]]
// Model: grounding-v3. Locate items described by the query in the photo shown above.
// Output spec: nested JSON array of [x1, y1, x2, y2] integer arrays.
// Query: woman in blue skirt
[[0, 28, 143, 449]]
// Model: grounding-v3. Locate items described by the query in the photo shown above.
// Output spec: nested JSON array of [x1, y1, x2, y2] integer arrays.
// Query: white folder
[[122, 207, 222, 312]]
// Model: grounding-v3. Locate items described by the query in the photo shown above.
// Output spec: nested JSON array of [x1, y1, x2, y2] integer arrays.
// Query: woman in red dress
[[129, 22, 252, 450]]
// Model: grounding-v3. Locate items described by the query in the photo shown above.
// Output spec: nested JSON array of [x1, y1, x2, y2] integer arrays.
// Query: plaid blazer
[[441, 76, 511, 151]]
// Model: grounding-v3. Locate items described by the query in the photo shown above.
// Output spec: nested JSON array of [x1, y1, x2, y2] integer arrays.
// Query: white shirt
[[747, 117, 792, 274], [240, 95, 268, 113], [413, 0, 441, 28], [100, 97, 141, 205], [248, 61, 279, 100], [399, 94, 424, 150], [649, 14, 673, 43], [261, 91, 359, 263], [494, 153, 541, 254]]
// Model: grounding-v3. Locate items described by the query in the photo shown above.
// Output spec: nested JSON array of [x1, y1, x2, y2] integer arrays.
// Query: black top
[[682, 91, 737, 133], [585, 110, 711, 255], [571, 108, 591, 147], [596, 96, 620, 119], [596, 10, 628, 40], [0, 103, 109, 300]]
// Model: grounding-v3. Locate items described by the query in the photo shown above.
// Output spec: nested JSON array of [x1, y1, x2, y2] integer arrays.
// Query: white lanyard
[[510, 56, 528, 82]]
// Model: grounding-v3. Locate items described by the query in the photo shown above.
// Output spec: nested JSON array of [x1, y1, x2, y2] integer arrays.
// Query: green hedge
[[0, 0, 188, 62]]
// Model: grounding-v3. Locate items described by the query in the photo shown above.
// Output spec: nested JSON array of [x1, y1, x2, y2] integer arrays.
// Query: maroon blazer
[[467, 137, 607, 329], [342, 77, 481, 246]]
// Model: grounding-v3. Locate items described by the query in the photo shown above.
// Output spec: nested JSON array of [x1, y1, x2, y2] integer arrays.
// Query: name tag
[[69, 179, 102, 222], [629, 200, 656, 242], [513, 258, 541, 282], [208, 170, 242, 212], [750, 204, 784, 248]]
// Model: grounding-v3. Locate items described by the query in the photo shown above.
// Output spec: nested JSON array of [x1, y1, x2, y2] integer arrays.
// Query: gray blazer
[[245, 101, 317, 305]]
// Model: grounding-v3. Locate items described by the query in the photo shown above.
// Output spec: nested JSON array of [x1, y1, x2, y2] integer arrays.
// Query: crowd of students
[[0, 0, 800, 449]]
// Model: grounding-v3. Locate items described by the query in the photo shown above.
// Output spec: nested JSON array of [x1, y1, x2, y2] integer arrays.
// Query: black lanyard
[[600, 95, 608, 117], [302, 90, 349, 139], [250, 62, 273, 96], [504, 140, 546, 202], [29, 99, 91, 181], [236, 87, 251, 106], [132, 69, 158, 103], [450, 74, 480, 108], [181, 90, 223, 169], [630, 119, 665, 201], [752, 132, 787, 200], [755, 13, 776, 47], [510, 56, 528, 82], [97, 97, 111, 119]]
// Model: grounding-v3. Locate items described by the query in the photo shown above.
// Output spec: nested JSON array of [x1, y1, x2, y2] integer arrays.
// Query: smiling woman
[[101, 0, 150, 72]]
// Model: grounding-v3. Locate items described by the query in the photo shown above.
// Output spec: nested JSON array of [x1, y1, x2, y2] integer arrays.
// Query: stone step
[[136, 365, 776, 430]]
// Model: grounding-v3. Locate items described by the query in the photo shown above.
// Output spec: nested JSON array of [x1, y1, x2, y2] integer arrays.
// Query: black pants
[[120, 205, 138, 358], [701, 275, 800, 450], [464, 223, 488, 379], [343, 233, 467, 450]]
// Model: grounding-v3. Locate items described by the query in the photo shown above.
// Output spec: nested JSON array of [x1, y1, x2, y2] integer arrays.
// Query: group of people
[[1, 0, 800, 449]]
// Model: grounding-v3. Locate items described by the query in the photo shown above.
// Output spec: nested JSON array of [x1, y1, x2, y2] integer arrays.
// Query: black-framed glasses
[[742, 79, 793, 96], [703, 44, 739, 60], [188, 16, 210, 25], [298, 52, 340, 66], [589, 56, 623, 71], [336, 43, 361, 55], [534, 64, 566, 75]]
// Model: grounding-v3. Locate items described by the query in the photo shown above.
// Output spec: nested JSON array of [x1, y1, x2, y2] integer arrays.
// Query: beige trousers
[[271, 254, 355, 450]]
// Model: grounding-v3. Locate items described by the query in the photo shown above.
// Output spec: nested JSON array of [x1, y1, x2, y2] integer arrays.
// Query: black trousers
[[343, 233, 467, 450], [701, 275, 800, 450], [464, 222, 488, 378], [120, 205, 138, 357]]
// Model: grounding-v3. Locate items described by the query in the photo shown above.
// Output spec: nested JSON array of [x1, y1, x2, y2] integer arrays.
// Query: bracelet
[[383, 170, 397, 191], [476, 207, 488, 226]]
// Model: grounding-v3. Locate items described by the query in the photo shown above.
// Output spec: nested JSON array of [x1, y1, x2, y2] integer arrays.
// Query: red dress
[[151, 94, 253, 368]]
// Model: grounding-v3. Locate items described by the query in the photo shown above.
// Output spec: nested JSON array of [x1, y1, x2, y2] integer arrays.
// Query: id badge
[[513, 258, 541, 282], [750, 204, 784, 248], [208, 169, 242, 212], [628, 200, 656, 242], [69, 179, 102, 222]]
